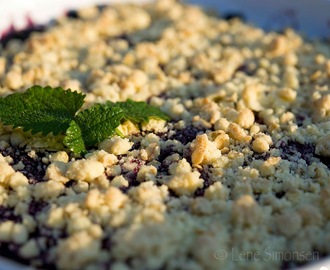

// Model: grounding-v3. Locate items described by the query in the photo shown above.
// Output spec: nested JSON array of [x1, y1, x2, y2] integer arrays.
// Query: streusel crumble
[[0, 1, 329, 269]]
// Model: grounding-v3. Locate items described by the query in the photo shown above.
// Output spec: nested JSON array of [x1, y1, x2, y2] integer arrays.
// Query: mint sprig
[[106, 99, 170, 124], [0, 86, 170, 155]]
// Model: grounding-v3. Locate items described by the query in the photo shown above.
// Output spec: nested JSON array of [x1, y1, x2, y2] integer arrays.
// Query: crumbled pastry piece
[[315, 134, 330, 156], [278, 87, 297, 102], [19, 239, 40, 258], [86, 150, 118, 167], [235, 108, 255, 129], [258, 157, 281, 177], [252, 137, 270, 153], [56, 230, 102, 270], [193, 98, 221, 124], [116, 120, 140, 136], [106, 164, 122, 178], [0, 160, 15, 185], [297, 204, 323, 226], [12, 223, 29, 244], [140, 143, 160, 161], [44, 162, 69, 183], [231, 195, 262, 226], [228, 123, 252, 143], [204, 182, 229, 201], [214, 118, 230, 132], [0, 57, 6, 76], [283, 66, 299, 89], [34, 180, 65, 200], [190, 134, 221, 167], [213, 132, 230, 150], [168, 159, 203, 196], [142, 119, 167, 133], [84, 189, 102, 210], [242, 83, 265, 111], [129, 181, 168, 206], [268, 36, 288, 56], [49, 151, 69, 163], [313, 95, 330, 122], [275, 210, 302, 237], [191, 134, 208, 166], [10, 130, 26, 147], [66, 160, 104, 182], [98, 137, 133, 155], [137, 165, 157, 182], [111, 175, 129, 188], [4, 69, 24, 90], [12, 161, 25, 171], [85, 187, 128, 213], [104, 187, 128, 211], [0, 221, 28, 244], [8, 172, 29, 189], [0, 221, 15, 242]]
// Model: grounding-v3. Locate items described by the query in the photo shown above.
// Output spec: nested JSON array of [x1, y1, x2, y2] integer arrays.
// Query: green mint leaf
[[75, 104, 124, 146], [0, 85, 170, 155], [0, 85, 85, 136], [106, 99, 170, 124], [63, 120, 86, 155]]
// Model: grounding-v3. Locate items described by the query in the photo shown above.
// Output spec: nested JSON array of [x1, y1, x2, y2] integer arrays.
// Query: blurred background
[[0, 0, 330, 41]]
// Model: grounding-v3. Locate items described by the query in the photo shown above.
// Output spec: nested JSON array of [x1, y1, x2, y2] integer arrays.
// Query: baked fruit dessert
[[0, 0, 329, 269]]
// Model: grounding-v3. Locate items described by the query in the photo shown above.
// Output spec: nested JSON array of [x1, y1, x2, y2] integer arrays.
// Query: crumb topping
[[0, 0, 330, 269]]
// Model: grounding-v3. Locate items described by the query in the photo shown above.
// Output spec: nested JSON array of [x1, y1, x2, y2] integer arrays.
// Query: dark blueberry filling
[[243, 152, 271, 167], [279, 140, 315, 166], [158, 144, 176, 163], [318, 155, 330, 169], [28, 200, 49, 216], [223, 12, 246, 22], [235, 62, 256, 76], [0, 244, 31, 268], [1, 146, 47, 184], [0, 206, 22, 223], [118, 158, 146, 193], [194, 165, 214, 197], [170, 125, 203, 145], [1, 26, 45, 47], [296, 113, 308, 127], [66, 10, 80, 19], [275, 191, 286, 199], [64, 179, 75, 188]]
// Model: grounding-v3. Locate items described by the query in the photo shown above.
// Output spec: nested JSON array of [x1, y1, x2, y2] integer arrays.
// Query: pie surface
[[0, 1, 330, 269]]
